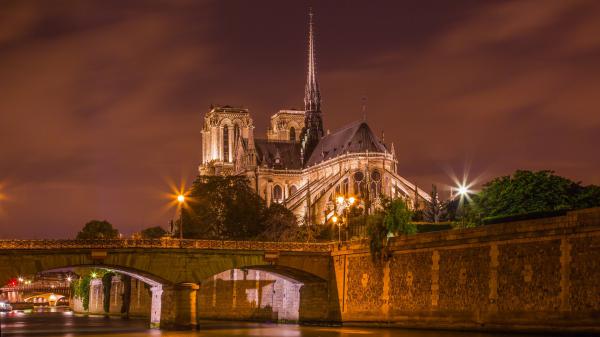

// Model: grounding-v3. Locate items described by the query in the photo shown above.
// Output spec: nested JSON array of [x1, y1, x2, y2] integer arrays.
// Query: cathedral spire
[[304, 8, 321, 113], [301, 8, 324, 164]]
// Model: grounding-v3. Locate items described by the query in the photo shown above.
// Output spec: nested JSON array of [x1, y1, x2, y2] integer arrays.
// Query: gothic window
[[223, 125, 229, 162], [371, 170, 381, 182], [353, 171, 364, 197], [273, 185, 283, 203], [234, 123, 240, 141], [289, 127, 296, 141], [289, 185, 297, 196], [371, 181, 379, 198], [371, 170, 381, 198], [343, 178, 349, 196]]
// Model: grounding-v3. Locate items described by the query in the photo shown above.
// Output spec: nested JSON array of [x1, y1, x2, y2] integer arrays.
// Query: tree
[[472, 170, 600, 219], [383, 198, 415, 236], [76, 220, 119, 240], [367, 198, 415, 263], [258, 203, 299, 241], [181, 175, 267, 240], [140, 226, 167, 239], [424, 184, 445, 223]]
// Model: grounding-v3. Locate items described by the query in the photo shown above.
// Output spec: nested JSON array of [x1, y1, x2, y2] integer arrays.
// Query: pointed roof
[[304, 8, 321, 113], [306, 121, 388, 166]]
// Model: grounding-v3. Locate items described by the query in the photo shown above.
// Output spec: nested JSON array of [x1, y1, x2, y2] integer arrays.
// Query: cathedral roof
[[254, 140, 303, 170], [306, 121, 388, 166]]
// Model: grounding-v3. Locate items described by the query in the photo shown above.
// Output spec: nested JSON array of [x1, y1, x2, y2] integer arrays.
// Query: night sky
[[1, 0, 599, 238]]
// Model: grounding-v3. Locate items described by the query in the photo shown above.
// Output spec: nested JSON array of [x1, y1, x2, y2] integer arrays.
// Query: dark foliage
[[76, 220, 119, 240], [180, 175, 265, 240], [140, 226, 167, 239], [120, 274, 131, 318], [101, 272, 115, 313], [472, 170, 600, 219]]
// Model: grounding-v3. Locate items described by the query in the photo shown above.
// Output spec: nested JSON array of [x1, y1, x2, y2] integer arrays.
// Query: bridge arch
[[0, 240, 336, 329], [197, 265, 331, 323]]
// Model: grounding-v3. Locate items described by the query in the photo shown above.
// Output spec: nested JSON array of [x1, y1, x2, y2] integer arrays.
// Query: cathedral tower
[[300, 9, 324, 163]]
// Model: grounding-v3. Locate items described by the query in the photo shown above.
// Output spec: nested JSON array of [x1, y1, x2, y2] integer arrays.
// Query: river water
[[0, 310, 560, 337]]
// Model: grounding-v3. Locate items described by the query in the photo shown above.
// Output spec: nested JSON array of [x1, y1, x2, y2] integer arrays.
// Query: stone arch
[[39, 264, 167, 328], [273, 184, 283, 203], [197, 264, 331, 323]]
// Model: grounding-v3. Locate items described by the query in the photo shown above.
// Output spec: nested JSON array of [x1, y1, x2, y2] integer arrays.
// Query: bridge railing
[[0, 239, 334, 252]]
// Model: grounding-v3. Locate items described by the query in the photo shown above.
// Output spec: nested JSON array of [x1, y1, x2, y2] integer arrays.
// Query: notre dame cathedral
[[199, 11, 430, 225]]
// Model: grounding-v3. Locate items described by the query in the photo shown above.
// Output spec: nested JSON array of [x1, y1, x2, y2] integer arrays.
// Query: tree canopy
[[180, 175, 276, 240], [471, 170, 600, 219], [140, 226, 167, 239], [76, 220, 119, 239]]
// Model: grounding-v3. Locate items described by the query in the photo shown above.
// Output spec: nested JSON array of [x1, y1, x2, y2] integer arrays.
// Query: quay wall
[[334, 207, 600, 333]]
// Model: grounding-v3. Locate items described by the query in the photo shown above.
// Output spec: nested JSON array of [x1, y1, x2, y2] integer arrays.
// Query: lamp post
[[335, 196, 357, 242], [456, 184, 469, 227], [177, 194, 185, 242]]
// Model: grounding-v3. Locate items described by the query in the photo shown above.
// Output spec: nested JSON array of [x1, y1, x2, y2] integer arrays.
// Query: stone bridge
[[1, 208, 600, 333], [0, 239, 338, 329]]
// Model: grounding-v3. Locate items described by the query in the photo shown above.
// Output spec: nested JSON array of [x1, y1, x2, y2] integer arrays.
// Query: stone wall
[[72, 276, 151, 317], [197, 269, 302, 322], [335, 208, 600, 333]]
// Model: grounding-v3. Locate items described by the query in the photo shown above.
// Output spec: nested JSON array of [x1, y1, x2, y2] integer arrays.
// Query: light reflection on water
[[0, 310, 563, 337]]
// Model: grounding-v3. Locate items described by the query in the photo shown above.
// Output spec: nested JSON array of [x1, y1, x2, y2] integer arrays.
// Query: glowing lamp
[[348, 197, 356, 205], [177, 194, 185, 203], [336, 196, 345, 204], [332, 215, 338, 224]]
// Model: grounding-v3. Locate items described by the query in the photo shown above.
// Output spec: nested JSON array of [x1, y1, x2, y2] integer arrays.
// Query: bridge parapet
[[0, 239, 334, 252]]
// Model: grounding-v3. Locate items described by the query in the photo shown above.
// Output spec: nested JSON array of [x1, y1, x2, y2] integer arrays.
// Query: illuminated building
[[199, 10, 430, 224]]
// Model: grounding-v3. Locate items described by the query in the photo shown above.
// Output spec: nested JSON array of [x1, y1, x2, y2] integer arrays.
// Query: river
[[0, 309, 560, 337]]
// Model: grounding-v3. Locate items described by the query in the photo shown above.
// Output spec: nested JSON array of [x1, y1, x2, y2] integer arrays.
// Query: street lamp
[[331, 215, 340, 242], [334, 195, 358, 242], [177, 194, 185, 242]]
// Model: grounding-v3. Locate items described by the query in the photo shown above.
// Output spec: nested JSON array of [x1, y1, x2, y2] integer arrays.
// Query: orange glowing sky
[[1, 0, 599, 237]]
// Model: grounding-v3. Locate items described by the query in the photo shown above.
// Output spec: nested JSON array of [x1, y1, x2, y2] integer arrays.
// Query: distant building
[[199, 10, 430, 224]]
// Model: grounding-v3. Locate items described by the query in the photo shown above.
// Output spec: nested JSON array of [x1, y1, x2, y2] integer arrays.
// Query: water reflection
[[0, 310, 561, 337]]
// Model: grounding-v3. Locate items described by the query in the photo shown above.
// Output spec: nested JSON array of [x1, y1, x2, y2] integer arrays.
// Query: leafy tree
[[383, 198, 415, 235], [140, 226, 167, 239], [181, 176, 266, 240], [76, 220, 119, 240], [576, 185, 600, 209], [367, 198, 415, 262], [472, 170, 600, 219]]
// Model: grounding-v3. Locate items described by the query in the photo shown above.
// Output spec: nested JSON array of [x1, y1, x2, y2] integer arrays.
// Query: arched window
[[353, 171, 364, 197], [273, 185, 283, 203], [234, 124, 240, 141], [289, 185, 297, 196], [370, 170, 381, 198], [223, 125, 229, 162], [289, 127, 296, 141], [343, 178, 349, 196]]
